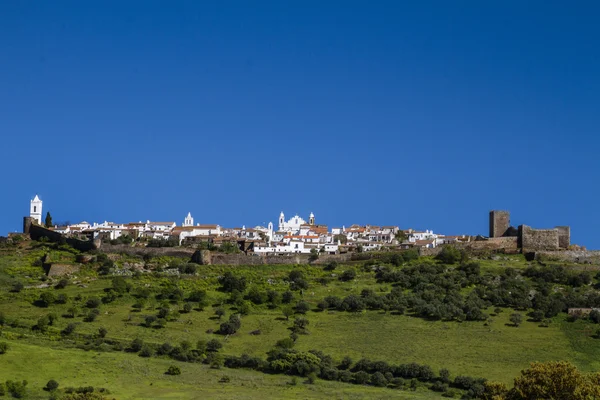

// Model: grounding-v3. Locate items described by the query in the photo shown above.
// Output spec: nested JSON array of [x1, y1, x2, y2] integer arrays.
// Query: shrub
[[282, 291, 295, 304], [324, 261, 337, 271], [0, 342, 8, 354], [56, 293, 69, 304], [510, 313, 523, 327], [214, 307, 226, 319], [44, 380, 59, 391], [85, 297, 102, 309], [128, 338, 144, 353], [84, 309, 100, 322], [37, 292, 56, 307], [436, 246, 463, 264], [292, 317, 310, 334], [339, 269, 357, 282], [209, 353, 225, 369], [296, 301, 310, 314], [166, 365, 181, 375], [98, 327, 107, 338], [306, 372, 317, 384], [354, 371, 370, 384], [219, 271, 247, 292], [61, 323, 77, 336], [55, 279, 68, 289], [139, 344, 154, 357], [206, 339, 222, 352], [11, 282, 24, 293], [371, 371, 388, 387]]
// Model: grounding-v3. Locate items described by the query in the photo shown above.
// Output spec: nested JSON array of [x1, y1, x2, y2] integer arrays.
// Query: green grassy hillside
[[1, 240, 600, 399]]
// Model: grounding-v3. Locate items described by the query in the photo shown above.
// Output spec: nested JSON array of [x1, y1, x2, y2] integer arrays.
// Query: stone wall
[[45, 263, 81, 277], [556, 226, 571, 249], [535, 250, 600, 264], [29, 223, 97, 252], [99, 244, 197, 259], [461, 237, 519, 254], [489, 210, 510, 238], [200, 252, 353, 266], [520, 225, 559, 251]]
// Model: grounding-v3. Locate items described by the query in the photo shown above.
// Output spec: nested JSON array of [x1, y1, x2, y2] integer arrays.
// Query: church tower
[[309, 212, 315, 226], [30, 195, 42, 225], [278, 211, 285, 231], [183, 212, 194, 227]]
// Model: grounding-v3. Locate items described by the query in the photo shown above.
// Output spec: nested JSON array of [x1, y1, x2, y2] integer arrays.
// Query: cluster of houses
[[30, 194, 472, 255], [48, 212, 471, 256]]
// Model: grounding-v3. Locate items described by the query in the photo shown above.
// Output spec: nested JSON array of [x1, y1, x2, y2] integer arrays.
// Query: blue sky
[[1, 1, 599, 247]]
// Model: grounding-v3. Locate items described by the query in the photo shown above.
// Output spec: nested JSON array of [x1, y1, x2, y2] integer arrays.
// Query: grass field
[[0, 339, 443, 400], [2, 242, 600, 398]]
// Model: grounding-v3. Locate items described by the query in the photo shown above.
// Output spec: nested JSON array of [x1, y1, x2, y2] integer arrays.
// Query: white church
[[30, 195, 43, 225]]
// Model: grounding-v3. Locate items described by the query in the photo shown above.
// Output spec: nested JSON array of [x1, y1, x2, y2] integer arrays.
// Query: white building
[[183, 212, 194, 227], [277, 211, 315, 233], [30, 195, 42, 225]]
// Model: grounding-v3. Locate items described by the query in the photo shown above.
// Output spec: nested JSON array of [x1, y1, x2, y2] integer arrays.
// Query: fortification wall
[[520, 225, 559, 251], [556, 226, 571, 249], [99, 244, 197, 259], [29, 224, 97, 252], [461, 237, 519, 253], [535, 250, 600, 264], [203, 252, 353, 266]]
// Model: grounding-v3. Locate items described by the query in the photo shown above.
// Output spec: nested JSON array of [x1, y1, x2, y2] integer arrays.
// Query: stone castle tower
[[489, 210, 510, 238]]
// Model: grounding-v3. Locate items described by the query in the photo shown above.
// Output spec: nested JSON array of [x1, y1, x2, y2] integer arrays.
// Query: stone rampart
[[99, 244, 197, 259], [29, 224, 97, 252], [520, 225, 559, 251], [535, 250, 600, 264]]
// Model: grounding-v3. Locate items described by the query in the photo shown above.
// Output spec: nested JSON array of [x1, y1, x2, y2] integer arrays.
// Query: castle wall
[[556, 226, 571, 249], [520, 225, 559, 251], [28, 224, 97, 252], [535, 250, 600, 264]]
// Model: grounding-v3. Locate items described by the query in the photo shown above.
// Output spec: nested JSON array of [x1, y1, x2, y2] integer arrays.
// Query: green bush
[[0, 342, 8, 354], [166, 365, 181, 375], [44, 379, 59, 391]]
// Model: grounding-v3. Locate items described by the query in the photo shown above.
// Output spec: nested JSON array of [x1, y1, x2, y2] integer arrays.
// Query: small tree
[[339, 269, 357, 282], [45, 212, 53, 228], [296, 301, 310, 314], [282, 306, 294, 321], [44, 380, 59, 391], [510, 313, 523, 327], [98, 327, 108, 338]]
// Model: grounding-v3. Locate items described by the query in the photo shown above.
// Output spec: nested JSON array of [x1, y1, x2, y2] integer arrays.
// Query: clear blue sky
[[1, 1, 599, 247]]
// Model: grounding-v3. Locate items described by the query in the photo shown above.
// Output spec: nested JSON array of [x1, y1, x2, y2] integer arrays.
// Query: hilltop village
[[18, 195, 581, 261], [23, 195, 466, 255]]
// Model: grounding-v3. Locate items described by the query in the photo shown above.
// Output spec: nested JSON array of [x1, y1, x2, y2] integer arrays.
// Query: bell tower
[[30, 195, 43, 225], [278, 211, 285, 231], [309, 212, 315, 226], [183, 212, 194, 227]]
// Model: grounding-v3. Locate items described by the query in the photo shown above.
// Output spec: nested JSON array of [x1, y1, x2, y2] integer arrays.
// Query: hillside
[[1, 239, 600, 399]]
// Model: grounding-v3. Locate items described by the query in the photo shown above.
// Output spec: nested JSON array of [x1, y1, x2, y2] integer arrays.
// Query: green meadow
[[1, 241, 600, 399]]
